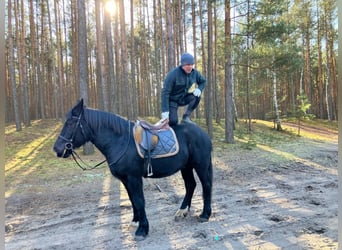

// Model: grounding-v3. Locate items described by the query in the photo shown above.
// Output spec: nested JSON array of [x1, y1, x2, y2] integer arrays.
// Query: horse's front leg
[[124, 176, 149, 241], [118, 175, 139, 226]]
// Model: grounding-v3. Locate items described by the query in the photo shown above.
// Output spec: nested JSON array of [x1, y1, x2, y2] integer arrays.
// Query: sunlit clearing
[[257, 119, 338, 142], [233, 136, 337, 175], [92, 174, 112, 239], [5, 125, 61, 198], [105, 0, 117, 15], [256, 143, 337, 175], [6, 125, 61, 173], [99, 175, 112, 206]]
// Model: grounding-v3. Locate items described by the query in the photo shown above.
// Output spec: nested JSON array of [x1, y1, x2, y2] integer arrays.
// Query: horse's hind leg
[[175, 167, 197, 219], [195, 159, 213, 222]]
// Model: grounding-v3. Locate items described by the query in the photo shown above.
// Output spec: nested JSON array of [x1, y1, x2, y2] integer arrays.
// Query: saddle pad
[[133, 125, 179, 159]]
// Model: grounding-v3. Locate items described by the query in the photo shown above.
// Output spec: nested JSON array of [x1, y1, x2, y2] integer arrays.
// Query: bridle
[[58, 111, 106, 171], [58, 112, 84, 154]]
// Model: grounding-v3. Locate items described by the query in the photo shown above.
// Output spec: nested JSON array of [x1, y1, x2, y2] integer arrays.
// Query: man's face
[[182, 64, 194, 74]]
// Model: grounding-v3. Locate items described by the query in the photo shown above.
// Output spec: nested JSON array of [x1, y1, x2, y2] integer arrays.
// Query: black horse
[[53, 99, 213, 240]]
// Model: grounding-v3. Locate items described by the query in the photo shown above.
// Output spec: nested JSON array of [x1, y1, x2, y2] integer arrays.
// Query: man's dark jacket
[[161, 66, 206, 112]]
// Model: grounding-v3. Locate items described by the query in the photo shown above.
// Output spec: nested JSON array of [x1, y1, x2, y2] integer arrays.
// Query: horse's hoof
[[134, 235, 147, 241], [129, 221, 139, 228], [174, 206, 189, 221], [197, 216, 209, 223]]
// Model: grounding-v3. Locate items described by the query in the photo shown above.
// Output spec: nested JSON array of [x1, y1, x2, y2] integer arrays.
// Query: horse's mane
[[83, 107, 130, 134]]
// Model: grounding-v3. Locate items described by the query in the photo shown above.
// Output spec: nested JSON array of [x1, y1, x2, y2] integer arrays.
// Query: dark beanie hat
[[181, 53, 195, 65]]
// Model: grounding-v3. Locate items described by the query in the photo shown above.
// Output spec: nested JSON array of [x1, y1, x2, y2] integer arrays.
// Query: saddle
[[133, 118, 179, 176]]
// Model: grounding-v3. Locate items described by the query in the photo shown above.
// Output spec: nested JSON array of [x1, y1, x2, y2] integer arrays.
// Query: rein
[[71, 121, 131, 171], [62, 113, 132, 171], [71, 150, 106, 171]]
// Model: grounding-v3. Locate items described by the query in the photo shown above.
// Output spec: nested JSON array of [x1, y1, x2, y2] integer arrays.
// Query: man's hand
[[193, 88, 201, 97], [161, 112, 169, 119]]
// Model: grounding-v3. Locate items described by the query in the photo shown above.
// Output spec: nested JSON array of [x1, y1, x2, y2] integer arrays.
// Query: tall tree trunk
[[62, 0, 71, 109], [153, 0, 162, 116], [40, 1, 48, 118], [17, 0, 30, 127], [224, 0, 234, 143], [165, 0, 175, 70], [77, 0, 89, 103], [246, 0, 251, 132], [325, 65, 331, 121], [113, 10, 121, 114], [177, 0, 184, 52], [104, 6, 116, 113], [191, 0, 200, 120], [302, 2, 312, 113], [272, 70, 282, 130], [198, 0, 206, 121], [191, 0, 197, 57], [71, 0, 79, 106], [118, 0, 132, 119], [29, 0, 40, 119], [145, 1, 153, 116], [199, 0, 206, 76], [130, 0, 138, 119], [8, 0, 22, 131], [159, 0, 166, 80], [46, 0, 58, 120], [325, 2, 337, 120], [77, 0, 93, 155], [213, 1, 221, 123], [95, 0, 108, 111], [316, 0, 324, 119], [206, 0, 213, 137], [54, 0, 66, 117]]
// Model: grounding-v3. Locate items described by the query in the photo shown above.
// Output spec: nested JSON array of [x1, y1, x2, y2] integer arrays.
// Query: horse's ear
[[72, 98, 84, 115], [79, 98, 84, 107]]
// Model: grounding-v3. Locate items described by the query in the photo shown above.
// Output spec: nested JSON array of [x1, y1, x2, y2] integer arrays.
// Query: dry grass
[[5, 117, 337, 196]]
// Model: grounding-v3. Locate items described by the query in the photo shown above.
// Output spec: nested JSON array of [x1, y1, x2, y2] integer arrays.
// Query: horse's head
[[53, 99, 89, 158]]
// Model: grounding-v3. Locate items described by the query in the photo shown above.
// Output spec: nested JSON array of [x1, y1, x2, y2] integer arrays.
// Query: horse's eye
[[66, 119, 74, 126]]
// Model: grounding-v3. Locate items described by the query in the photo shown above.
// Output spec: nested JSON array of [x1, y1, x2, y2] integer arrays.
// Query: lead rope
[[69, 116, 106, 171], [71, 121, 131, 171], [71, 151, 106, 171]]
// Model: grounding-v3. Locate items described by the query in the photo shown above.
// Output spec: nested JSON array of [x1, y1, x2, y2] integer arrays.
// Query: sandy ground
[[5, 121, 338, 249]]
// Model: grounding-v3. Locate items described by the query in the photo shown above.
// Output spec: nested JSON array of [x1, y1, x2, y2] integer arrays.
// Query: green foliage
[[242, 136, 258, 150], [295, 94, 313, 120], [293, 94, 315, 136]]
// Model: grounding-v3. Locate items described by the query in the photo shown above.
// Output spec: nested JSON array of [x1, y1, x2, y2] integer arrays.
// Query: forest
[[5, 0, 338, 140]]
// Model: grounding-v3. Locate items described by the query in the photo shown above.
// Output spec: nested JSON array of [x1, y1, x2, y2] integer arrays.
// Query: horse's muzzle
[[53, 141, 73, 158], [61, 149, 73, 158], [54, 147, 73, 158]]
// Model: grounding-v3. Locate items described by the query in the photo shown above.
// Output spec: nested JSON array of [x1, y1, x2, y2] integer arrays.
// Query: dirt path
[[5, 121, 338, 249]]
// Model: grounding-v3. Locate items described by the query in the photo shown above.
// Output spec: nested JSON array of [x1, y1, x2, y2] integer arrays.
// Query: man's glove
[[193, 88, 201, 97], [161, 112, 169, 119]]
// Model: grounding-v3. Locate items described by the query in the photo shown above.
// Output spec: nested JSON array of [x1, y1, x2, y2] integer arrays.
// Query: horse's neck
[[84, 109, 131, 153]]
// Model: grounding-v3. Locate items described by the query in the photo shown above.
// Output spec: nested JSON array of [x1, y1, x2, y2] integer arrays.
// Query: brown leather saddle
[[133, 119, 179, 176]]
